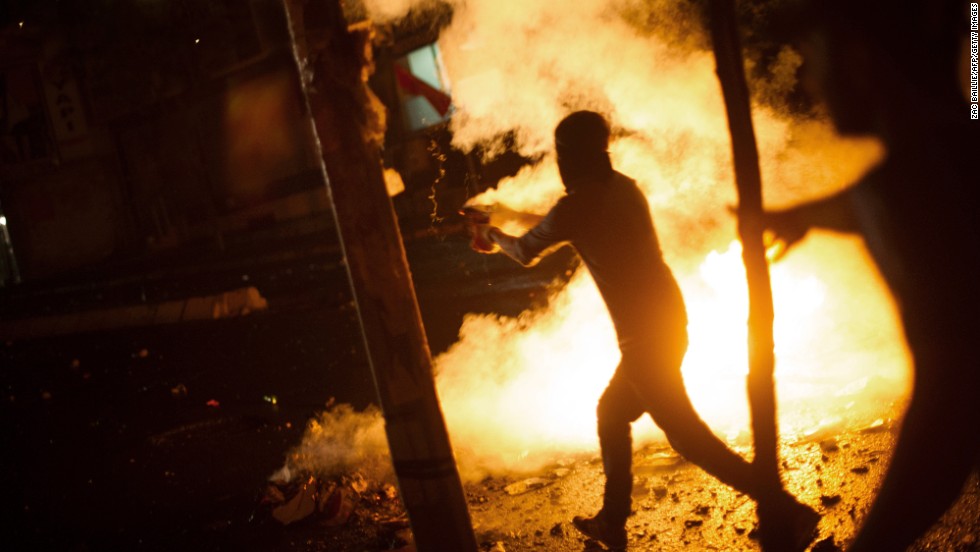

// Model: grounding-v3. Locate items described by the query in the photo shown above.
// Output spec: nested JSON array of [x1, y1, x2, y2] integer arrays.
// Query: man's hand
[[729, 205, 812, 261], [760, 208, 810, 260], [469, 223, 500, 253], [460, 206, 499, 253]]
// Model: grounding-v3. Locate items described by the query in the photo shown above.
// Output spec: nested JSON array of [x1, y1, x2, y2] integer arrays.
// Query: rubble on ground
[[255, 424, 980, 551]]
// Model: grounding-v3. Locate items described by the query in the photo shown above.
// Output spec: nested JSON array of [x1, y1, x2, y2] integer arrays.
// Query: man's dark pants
[[596, 324, 766, 527]]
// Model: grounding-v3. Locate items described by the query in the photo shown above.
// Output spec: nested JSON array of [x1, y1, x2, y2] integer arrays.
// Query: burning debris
[[256, 470, 412, 550]]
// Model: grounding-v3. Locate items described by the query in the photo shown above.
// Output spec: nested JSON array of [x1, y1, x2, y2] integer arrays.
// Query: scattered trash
[[262, 484, 286, 506], [859, 418, 888, 434], [811, 535, 842, 551], [797, 419, 843, 445], [261, 466, 406, 537], [378, 515, 410, 529], [272, 477, 318, 525], [269, 465, 292, 485], [504, 477, 552, 495], [350, 473, 369, 494], [820, 494, 842, 507], [645, 449, 683, 467], [211, 286, 268, 319], [819, 438, 840, 453], [321, 487, 354, 527], [262, 394, 278, 406], [206, 399, 220, 408], [170, 384, 188, 397]]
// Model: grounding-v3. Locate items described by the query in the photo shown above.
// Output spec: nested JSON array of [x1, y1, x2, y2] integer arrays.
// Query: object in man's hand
[[459, 205, 499, 253], [459, 205, 493, 224]]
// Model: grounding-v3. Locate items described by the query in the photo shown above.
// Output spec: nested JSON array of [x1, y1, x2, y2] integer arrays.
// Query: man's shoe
[[572, 513, 628, 550], [757, 495, 820, 552]]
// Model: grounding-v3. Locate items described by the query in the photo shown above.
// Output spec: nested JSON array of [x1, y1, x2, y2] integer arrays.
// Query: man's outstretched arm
[[762, 187, 860, 254], [470, 203, 570, 267], [487, 227, 541, 266]]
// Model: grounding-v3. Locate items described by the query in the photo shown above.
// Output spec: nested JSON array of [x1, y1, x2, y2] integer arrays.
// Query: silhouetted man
[[763, 3, 979, 550], [469, 111, 818, 550]]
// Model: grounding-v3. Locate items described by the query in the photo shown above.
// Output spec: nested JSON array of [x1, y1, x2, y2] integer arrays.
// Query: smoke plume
[[281, 0, 909, 483]]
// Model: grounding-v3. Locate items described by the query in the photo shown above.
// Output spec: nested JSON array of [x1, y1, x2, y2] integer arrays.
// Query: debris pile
[[257, 470, 413, 551]]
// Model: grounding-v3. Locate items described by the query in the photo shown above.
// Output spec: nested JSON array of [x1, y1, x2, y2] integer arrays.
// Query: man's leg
[[597, 366, 646, 526], [572, 365, 644, 549], [623, 343, 819, 551], [636, 368, 759, 493], [620, 342, 760, 495]]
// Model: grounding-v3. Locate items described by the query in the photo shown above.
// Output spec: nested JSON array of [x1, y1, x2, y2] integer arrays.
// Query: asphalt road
[[2, 232, 977, 551]]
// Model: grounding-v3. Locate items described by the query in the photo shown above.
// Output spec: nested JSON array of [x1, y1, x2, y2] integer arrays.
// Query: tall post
[[280, 1, 478, 550], [707, 0, 782, 493]]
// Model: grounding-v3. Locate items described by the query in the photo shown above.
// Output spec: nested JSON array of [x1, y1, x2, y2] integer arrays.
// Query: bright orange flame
[[436, 231, 911, 479]]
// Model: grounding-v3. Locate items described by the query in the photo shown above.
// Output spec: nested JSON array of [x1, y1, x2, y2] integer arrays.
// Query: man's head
[[554, 110, 613, 191]]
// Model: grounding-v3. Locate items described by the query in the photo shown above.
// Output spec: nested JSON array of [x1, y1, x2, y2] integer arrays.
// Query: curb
[[0, 286, 268, 341]]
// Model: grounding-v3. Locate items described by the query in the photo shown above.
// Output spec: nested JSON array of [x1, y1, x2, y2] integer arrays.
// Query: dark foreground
[[1, 234, 977, 551]]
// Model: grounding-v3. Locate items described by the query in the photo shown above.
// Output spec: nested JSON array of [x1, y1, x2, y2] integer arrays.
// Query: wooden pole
[[706, 0, 783, 494], [280, 2, 478, 550]]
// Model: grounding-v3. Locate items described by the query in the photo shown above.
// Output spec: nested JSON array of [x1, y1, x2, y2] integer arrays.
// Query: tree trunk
[[707, 0, 782, 494]]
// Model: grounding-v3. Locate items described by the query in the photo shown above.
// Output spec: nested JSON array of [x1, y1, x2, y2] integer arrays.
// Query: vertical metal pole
[[280, 1, 477, 550], [707, 0, 782, 493]]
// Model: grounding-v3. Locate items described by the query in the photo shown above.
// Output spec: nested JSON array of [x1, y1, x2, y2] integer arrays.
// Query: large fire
[[286, 0, 912, 483], [436, 214, 910, 481]]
